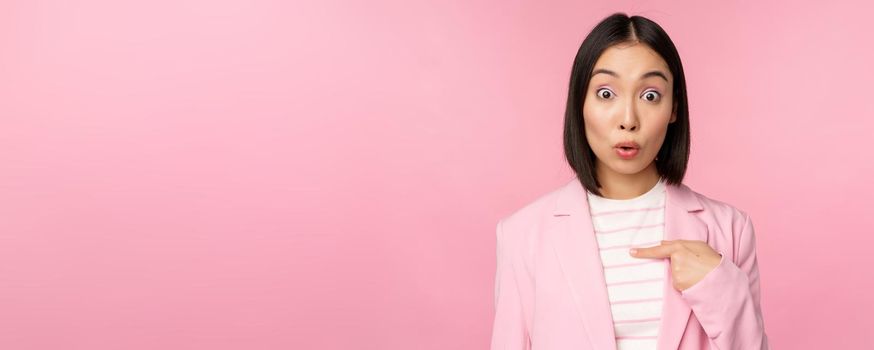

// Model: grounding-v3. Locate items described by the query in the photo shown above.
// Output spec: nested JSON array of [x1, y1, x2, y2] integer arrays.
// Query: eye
[[596, 88, 614, 100], [642, 90, 661, 102]]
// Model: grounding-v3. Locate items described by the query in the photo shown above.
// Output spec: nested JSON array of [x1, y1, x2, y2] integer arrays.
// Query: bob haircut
[[563, 12, 690, 197]]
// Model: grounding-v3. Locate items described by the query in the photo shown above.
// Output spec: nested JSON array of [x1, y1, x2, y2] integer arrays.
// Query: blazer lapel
[[551, 178, 708, 350], [551, 178, 616, 350], [658, 180, 708, 350]]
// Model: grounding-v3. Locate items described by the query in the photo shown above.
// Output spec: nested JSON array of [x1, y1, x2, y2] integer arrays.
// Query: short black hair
[[562, 12, 690, 196]]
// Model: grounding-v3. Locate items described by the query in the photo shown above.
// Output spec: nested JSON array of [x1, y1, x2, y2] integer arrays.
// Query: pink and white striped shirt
[[585, 178, 667, 350]]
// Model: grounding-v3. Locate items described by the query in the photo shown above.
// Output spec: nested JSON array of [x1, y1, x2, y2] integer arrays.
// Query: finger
[[630, 243, 677, 259]]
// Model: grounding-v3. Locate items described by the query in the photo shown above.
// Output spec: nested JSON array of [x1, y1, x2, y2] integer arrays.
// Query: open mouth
[[614, 146, 639, 159]]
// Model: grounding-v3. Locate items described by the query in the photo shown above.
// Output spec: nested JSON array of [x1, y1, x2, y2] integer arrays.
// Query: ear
[[670, 100, 678, 124]]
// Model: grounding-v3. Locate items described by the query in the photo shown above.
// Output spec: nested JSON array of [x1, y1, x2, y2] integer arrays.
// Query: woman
[[490, 13, 769, 350]]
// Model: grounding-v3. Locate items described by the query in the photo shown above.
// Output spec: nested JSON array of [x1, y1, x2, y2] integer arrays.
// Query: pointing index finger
[[629, 242, 676, 258]]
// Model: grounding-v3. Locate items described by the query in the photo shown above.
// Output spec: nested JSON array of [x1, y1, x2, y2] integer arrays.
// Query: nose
[[619, 102, 639, 131]]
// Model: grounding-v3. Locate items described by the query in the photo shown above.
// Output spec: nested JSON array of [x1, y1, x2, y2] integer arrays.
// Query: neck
[[594, 161, 661, 199]]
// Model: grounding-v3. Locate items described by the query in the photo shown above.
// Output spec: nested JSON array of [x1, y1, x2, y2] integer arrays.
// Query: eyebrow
[[591, 68, 669, 82]]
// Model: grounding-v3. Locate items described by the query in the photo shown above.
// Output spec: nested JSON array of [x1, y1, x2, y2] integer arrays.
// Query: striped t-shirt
[[585, 178, 667, 350]]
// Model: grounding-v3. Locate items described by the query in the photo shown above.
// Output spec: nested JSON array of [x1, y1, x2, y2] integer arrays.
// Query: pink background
[[1, 0, 872, 349]]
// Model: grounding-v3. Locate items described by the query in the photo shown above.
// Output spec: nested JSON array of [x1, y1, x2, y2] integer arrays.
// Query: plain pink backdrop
[[1, 0, 872, 349]]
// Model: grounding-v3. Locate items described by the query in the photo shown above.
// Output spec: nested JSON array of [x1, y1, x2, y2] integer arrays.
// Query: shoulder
[[494, 181, 568, 268], [689, 184, 749, 217], [682, 183, 755, 239]]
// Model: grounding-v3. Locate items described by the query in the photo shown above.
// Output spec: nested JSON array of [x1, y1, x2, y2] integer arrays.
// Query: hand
[[629, 240, 722, 292]]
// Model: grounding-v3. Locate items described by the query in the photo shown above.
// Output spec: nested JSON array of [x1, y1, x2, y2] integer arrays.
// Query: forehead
[[591, 42, 671, 81]]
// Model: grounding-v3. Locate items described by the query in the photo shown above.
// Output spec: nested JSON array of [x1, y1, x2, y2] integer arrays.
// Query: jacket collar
[[550, 178, 708, 350]]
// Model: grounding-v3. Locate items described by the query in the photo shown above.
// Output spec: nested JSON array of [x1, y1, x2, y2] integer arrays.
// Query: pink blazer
[[490, 179, 769, 350]]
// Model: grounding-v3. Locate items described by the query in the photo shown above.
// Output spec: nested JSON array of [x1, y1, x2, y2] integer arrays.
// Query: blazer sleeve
[[680, 213, 770, 350], [490, 219, 531, 350]]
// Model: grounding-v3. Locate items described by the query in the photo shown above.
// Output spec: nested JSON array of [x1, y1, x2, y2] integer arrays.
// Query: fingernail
[[629, 248, 638, 255]]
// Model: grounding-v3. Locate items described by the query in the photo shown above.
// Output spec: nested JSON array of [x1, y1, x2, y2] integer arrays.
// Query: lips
[[614, 141, 640, 150], [614, 141, 640, 160]]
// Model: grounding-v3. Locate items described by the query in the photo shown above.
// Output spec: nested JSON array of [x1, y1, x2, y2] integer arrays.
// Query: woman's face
[[583, 42, 677, 179]]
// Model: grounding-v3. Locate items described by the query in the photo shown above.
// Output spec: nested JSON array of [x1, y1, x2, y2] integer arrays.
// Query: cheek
[[642, 119, 671, 153], [582, 103, 610, 142]]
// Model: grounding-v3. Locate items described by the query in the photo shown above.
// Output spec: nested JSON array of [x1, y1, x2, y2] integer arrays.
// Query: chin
[[608, 159, 654, 174]]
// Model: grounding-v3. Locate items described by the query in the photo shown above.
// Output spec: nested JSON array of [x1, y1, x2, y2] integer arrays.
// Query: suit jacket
[[490, 178, 769, 350]]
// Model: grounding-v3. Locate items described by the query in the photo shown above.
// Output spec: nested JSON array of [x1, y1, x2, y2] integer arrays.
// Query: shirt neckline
[[586, 177, 666, 204]]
